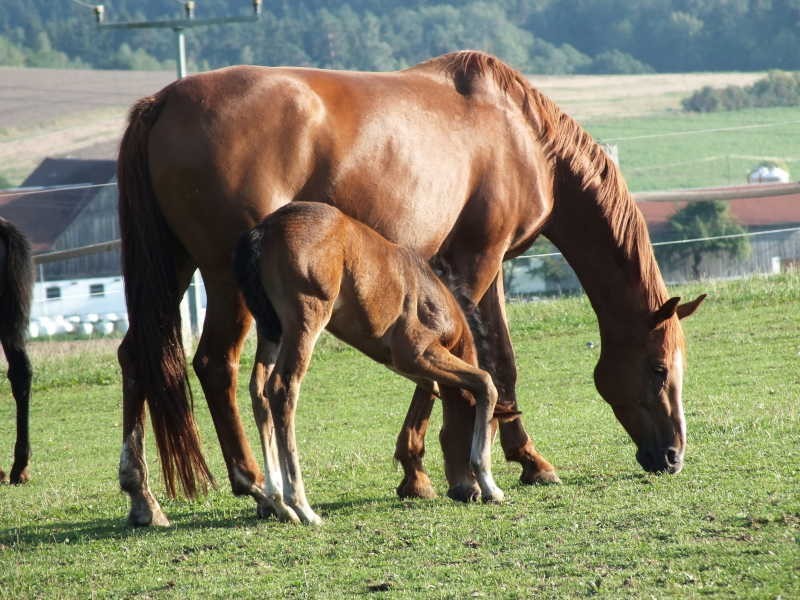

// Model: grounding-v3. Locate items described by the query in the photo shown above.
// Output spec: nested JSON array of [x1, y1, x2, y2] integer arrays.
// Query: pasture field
[[585, 107, 800, 192], [0, 273, 798, 598]]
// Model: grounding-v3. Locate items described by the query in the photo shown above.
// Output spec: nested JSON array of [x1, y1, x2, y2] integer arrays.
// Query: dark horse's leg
[[2, 338, 32, 485], [192, 273, 264, 502]]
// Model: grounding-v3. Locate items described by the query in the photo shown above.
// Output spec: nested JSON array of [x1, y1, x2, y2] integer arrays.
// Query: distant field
[[0, 66, 763, 186], [585, 107, 800, 191], [0, 273, 798, 598]]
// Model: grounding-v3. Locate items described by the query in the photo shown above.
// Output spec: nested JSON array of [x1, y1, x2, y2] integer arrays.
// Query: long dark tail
[[117, 90, 213, 499], [0, 219, 33, 347], [232, 226, 282, 343]]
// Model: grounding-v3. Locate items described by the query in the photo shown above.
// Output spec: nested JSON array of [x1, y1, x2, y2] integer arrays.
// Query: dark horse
[[116, 51, 705, 526], [0, 217, 33, 485]]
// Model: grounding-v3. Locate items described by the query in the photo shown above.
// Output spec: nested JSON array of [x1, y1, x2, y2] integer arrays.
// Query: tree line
[[1, 1, 799, 74]]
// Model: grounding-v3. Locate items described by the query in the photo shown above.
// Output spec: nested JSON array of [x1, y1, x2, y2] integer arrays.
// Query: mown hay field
[[1, 273, 798, 598]]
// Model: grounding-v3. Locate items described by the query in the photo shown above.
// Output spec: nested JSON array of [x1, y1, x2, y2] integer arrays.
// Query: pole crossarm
[[98, 15, 259, 30]]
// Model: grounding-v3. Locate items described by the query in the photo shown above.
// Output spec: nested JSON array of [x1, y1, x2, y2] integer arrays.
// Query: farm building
[[639, 183, 800, 282], [505, 182, 800, 295]]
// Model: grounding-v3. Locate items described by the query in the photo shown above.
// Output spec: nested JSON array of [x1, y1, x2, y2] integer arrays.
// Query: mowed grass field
[[0, 273, 797, 598]]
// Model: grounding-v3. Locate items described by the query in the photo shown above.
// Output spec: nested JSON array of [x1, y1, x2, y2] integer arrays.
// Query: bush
[[683, 71, 800, 112]]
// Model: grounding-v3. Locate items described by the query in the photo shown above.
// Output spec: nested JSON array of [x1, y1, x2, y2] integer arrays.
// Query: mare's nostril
[[666, 448, 678, 465]]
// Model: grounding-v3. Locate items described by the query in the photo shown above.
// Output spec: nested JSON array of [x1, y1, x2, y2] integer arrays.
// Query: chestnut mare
[[0, 218, 33, 485], [116, 50, 705, 526], [233, 202, 524, 523]]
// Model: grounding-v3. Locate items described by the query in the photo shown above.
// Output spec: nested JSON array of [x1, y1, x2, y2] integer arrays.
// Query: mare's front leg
[[192, 277, 265, 504], [405, 344, 503, 503], [3, 339, 32, 484], [480, 276, 560, 485], [394, 386, 437, 499]]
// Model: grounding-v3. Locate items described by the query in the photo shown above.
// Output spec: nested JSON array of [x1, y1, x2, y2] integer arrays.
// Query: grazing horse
[[0, 218, 33, 485], [116, 50, 705, 526], [234, 202, 521, 523]]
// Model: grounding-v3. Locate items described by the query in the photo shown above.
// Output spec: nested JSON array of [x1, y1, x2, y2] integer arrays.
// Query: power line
[[601, 120, 800, 143], [513, 226, 800, 261]]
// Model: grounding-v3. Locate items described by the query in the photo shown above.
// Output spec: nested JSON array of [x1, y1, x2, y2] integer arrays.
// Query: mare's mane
[[422, 51, 669, 315]]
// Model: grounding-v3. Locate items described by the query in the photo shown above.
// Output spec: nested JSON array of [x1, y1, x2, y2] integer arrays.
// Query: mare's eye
[[652, 365, 668, 391]]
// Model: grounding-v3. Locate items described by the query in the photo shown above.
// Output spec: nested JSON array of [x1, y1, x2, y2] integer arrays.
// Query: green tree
[[656, 200, 751, 280]]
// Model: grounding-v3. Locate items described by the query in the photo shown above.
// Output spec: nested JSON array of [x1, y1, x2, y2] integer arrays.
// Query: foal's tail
[[0, 219, 33, 346], [117, 90, 213, 499], [232, 226, 282, 343]]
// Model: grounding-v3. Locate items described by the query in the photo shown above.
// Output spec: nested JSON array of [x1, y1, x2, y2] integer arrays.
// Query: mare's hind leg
[[193, 274, 264, 503], [117, 254, 195, 526], [479, 277, 560, 485], [3, 338, 32, 484], [394, 386, 437, 499], [118, 334, 169, 526], [249, 334, 301, 523]]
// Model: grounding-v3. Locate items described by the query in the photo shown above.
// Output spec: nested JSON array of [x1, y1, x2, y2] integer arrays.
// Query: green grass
[[585, 107, 800, 191], [0, 274, 798, 598]]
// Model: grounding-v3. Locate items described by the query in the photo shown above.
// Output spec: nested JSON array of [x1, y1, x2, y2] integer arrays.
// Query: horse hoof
[[127, 498, 171, 527], [0, 469, 7, 484], [482, 488, 505, 504], [520, 467, 561, 486], [9, 468, 30, 485], [396, 475, 437, 500], [447, 483, 481, 503]]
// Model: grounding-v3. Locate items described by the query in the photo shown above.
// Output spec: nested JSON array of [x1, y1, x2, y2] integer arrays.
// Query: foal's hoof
[[396, 474, 437, 500], [482, 487, 505, 504], [520, 466, 561, 486], [9, 467, 30, 485], [447, 483, 481, 503]]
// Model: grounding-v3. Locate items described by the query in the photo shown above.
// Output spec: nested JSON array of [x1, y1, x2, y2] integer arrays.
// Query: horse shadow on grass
[[0, 495, 408, 548]]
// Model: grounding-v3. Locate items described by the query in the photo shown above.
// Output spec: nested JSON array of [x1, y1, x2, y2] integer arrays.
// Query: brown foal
[[234, 202, 507, 523]]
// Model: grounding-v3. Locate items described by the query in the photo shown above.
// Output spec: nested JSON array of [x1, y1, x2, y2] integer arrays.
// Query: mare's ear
[[651, 296, 681, 328], [676, 294, 707, 320]]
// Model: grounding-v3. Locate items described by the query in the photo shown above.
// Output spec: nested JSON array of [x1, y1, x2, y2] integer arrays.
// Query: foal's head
[[593, 294, 706, 474]]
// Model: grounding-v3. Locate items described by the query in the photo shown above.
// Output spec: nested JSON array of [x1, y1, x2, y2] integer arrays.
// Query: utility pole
[[95, 1, 262, 80], [94, 1, 262, 339]]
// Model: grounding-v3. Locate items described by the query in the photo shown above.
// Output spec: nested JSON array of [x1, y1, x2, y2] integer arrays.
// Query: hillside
[[0, 67, 762, 187]]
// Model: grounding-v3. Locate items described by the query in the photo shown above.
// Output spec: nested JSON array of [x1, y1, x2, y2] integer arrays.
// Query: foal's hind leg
[[249, 334, 301, 523], [267, 301, 331, 525], [394, 386, 437, 499], [2, 338, 32, 485], [399, 344, 503, 503]]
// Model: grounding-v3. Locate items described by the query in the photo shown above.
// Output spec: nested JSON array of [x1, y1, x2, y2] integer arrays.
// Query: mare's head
[[593, 294, 706, 474]]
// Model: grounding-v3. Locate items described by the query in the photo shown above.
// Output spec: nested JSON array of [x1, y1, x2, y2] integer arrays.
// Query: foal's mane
[[422, 51, 669, 313]]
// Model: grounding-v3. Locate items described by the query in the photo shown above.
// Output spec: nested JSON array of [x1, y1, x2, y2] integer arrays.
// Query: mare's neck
[[543, 171, 666, 339]]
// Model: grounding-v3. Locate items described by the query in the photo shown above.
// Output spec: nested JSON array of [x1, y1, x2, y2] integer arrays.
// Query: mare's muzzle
[[636, 446, 683, 474]]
